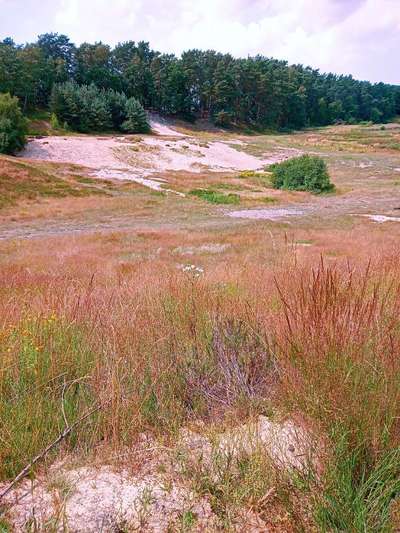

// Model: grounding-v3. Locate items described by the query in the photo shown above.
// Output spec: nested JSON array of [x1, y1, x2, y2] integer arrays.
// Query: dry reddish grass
[[1, 227, 400, 529], [1, 122, 400, 530]]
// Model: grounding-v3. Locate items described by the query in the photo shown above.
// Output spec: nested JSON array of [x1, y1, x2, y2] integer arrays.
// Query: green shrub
[[122, 97, 150, 133], [50, 83, 150, 133], [50, 112, 60, 129], [0, 93, 27, 154], [190, 188, 240, 205], [269, 155, 334, 193]]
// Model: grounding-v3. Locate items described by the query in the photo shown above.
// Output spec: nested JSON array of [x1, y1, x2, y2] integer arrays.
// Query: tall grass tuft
[[275, 260, 400, 531]]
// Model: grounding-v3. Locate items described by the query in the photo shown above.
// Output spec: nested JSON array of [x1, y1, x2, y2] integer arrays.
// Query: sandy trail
[[149, 113, 186, 137], [226, 193, 400, 221]]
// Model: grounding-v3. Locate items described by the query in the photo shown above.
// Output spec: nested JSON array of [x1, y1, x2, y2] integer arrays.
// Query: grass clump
[[276, 263, 400, 531], [238, 170, 257, 178], [315, 438, 400, 532], [190, 188, 240, 205], [270, 155, 334, 193], [261, 196, 278, 204], [0, 315, 96, 479]]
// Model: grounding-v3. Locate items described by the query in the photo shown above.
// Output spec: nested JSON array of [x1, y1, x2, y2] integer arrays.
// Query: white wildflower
[[180, 264, 204, 278]]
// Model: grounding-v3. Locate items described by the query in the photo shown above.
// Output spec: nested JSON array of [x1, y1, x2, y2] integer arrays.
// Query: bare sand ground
[[20, 118, 287, 193]]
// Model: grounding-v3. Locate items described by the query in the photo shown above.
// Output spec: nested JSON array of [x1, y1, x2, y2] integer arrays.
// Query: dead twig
[[0, 401, 104, 502]]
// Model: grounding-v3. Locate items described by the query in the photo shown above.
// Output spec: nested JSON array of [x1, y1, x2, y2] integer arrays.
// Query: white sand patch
[[20, 136, 182, 194], [358, 214, 400, 223], [2, 416, 314, 531], [20, 130, 292, 195], [173, 243, 231, 255], [22, 136, 122, 169], [179, 416, 314, 474], [148, 113, 186, 137], [227, 207, 307, 220], [94, 168, 168, 192], [141, 137, 271, 173], [3, 467, 214, 532]]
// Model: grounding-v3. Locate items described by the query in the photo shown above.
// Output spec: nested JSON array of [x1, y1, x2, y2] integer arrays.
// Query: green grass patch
[[216, 183, 246, 192], [72, 175, 100, 185], [388, 143, 400, 151], [189, 189, 240, 205], [0, 315, 97, 480], [316, 436, 400, 532], [261, 196, 278, 204]]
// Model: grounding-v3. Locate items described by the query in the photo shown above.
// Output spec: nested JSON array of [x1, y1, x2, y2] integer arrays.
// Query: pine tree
[[107, 89, 127, 129], [0, 92, 27, 154], [122, 97, 149, 133]]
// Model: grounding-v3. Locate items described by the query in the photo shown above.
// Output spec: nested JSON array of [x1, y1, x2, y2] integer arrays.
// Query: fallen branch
[[0, 402, 103, 502]]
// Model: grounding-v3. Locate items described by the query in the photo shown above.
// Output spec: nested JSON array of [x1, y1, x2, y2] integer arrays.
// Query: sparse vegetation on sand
[[190, 188, 241, 204], [0, 157, 114, 209]]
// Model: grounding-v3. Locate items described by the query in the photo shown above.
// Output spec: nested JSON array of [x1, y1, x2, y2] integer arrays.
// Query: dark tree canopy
[[0, 92, 27, 154], [50, 82, 149, 133], [1, 33, 399, 130]]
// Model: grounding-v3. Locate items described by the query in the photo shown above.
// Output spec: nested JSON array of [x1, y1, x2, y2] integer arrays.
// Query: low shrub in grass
[[190, 188, 240, 205], [270, 155, 334, 193]]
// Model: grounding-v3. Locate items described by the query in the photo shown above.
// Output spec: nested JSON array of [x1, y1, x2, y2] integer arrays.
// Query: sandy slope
[[20, 117, 279, 192]]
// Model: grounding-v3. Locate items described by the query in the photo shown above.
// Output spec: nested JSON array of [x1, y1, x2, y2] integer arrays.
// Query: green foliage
[[50, 112, 60, 129], [0, 93, 27, 154], [270, 155, 334, 193], [50, 82, 149, 133], [214, 110, 234, 127], [0, 517, 11, 533], [122, 97, 150, 133], [190, 188, 240, 204], [316, 436, 400, 532], [0, 316, 96, 479], [1, 34, 399, 129]]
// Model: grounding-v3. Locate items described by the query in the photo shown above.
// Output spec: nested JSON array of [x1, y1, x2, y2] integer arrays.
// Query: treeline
[[1, 33, 399, 129]]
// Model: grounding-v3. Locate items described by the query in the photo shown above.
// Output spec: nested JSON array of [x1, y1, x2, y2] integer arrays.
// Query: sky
[[1, 0, 399, 84]]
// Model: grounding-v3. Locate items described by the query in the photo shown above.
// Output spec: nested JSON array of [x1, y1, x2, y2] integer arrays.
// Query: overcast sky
[[1, 0, 399, 84]]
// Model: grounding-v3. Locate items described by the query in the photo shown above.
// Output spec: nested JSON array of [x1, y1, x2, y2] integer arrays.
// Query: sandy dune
[[20, 118, 278, 192]]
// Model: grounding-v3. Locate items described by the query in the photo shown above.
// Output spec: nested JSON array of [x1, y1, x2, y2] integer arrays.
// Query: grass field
[[0, 122, 400, 531]]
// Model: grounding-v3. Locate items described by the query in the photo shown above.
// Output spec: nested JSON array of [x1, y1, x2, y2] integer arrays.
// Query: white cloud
[[0, 0, 399, 83]]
